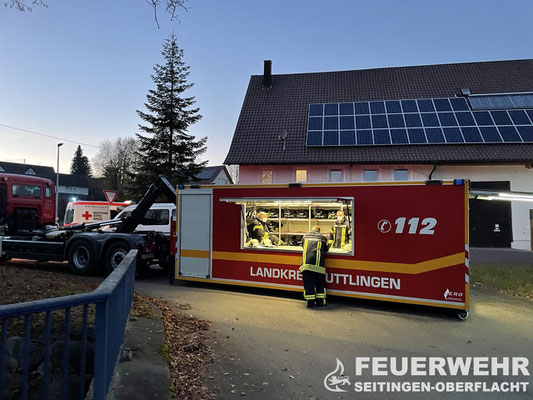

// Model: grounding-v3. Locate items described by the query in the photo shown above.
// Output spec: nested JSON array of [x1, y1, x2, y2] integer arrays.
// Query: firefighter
[[299, 226, 329, 308], [247, 212, 285, 246], [328, 210, 352, 249]]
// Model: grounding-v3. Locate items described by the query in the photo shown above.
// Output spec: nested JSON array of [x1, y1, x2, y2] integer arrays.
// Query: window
[[362, 170, 378, 182], [12, 184, 41, 198], [329, 170, 343, 183], [393, 169, 408, 181], [45, 187, 52, 197], [261, 170, 273, 184], [240, 199, 354, 255], [64, 209, 74, 225], [142, 209, 169, 225], [295, 169, 307, 183]]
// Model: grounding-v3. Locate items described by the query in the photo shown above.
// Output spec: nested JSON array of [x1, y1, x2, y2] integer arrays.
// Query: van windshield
[[64, 209, 74, 225]]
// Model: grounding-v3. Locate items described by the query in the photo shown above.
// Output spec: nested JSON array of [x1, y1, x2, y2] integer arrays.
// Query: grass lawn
[[470, 264, 533, 301]]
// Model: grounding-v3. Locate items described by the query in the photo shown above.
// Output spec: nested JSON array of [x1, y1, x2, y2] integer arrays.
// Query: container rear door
[[178, 190, 212, 278]]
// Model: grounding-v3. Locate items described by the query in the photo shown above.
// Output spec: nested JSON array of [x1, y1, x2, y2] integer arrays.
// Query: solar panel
[[370, 101, 386, 114], [469, 93, 533, 110], [385, 101, 402, 113], [340, 116, 355, 130], [374, 129, 391, 144], [306, 96, 533, 147], [339, 103, 354, 115], [357, 130, 373, 145], [518, 126, 533, 142], [324, 131, 339, 145], [421, 113, 440, 127], [426, 128, 445, 143], [356, 115, 371, 129], [407, 129, 426, 144], [340, 130, 355, 145], [390, 129, 409, 144]]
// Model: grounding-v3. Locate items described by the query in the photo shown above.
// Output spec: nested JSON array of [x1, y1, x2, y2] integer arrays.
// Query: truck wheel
[[104, 241, 131, 275], [457, 310, 469, 321], [68, 240, 96, 275]]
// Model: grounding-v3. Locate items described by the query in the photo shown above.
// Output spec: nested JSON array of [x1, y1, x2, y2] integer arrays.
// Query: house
[[189, 165, 234, 185], [224, 59, 533, 250]]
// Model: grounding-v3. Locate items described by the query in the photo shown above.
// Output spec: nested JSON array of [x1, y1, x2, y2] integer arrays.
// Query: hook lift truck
[[0, 173, 176, 275]]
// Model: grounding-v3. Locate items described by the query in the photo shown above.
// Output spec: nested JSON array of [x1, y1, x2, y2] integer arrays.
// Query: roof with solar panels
[[224, 59, 533, 165]]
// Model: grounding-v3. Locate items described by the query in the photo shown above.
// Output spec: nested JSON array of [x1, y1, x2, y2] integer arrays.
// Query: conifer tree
[[133, 33, 206, 194], [70, 145, 92, 177]]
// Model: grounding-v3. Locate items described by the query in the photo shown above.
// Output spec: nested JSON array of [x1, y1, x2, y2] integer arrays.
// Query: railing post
[[94, 300, 109, 400], [0, 318, 7, 400]]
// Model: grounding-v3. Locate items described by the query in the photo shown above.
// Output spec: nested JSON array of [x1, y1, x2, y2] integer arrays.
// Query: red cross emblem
[[82, 211, 92, 220]]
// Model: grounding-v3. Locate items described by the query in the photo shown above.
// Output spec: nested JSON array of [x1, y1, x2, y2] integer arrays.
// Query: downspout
[[428, 164, 437, 180]]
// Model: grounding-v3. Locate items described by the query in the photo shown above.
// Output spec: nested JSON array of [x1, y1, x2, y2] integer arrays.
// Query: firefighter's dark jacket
[[329, 217, 352, 248], [299, 231, 329, 274], [247, 218, 269, 242]]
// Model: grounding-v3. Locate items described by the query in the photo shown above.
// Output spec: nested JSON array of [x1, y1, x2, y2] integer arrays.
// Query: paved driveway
[[136, 274, 533, 400]]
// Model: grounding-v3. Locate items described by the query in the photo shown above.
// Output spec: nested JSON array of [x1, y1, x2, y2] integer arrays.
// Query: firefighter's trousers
[[302, 270, 326, 306]]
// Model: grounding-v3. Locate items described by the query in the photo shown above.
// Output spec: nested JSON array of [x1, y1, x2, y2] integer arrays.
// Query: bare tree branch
[[145, 0, 189, 28], [4, 0, 46, 12], [5, 0, 188, 28]]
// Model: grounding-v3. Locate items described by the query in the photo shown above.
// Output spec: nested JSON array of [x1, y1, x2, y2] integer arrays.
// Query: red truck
[[0, 173, 55, 235], [0, 174, 175, 275]]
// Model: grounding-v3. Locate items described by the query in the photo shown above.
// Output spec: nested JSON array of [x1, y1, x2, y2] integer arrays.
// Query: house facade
[[225, 60, 533, 250]]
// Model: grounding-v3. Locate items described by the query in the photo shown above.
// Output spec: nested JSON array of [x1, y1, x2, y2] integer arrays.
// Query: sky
[[1, 0, 532, 173]]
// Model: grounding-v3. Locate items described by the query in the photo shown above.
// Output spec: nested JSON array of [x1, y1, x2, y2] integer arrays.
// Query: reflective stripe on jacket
[[299, 231, 328, 274]]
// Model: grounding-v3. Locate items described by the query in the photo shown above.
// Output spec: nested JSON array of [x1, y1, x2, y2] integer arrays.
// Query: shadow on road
[[139, 268, 463, 321]]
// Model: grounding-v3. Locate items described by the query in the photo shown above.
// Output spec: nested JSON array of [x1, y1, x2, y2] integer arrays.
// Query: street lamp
[[55, 143, 64, 225]]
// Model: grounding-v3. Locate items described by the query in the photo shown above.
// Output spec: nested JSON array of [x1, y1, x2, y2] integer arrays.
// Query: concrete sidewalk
[[108, 304, 171, 399]]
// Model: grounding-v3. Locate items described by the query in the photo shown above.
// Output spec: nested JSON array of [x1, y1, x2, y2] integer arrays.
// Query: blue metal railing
[[0, 249, 137, 400]]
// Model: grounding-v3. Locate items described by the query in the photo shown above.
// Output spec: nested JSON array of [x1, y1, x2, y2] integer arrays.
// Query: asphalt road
[[136, 274, 533, 400], [470, 247, 533, 266]]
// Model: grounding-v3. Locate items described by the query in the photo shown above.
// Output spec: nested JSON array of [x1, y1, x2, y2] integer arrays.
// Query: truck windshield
[[12, 184, 42, 198]]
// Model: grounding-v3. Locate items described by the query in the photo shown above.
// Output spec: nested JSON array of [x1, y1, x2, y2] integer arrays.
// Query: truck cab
[[0, 173, 55, 234]]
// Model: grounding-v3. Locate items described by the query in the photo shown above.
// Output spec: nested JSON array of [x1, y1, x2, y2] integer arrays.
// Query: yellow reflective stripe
[[341, 227, 346, 247], [316, 294, 326, 298], [303, 239, 308, 261], [300, 264, 326, 274], [262, 233, 269, 240], [212, 251, 465, 275], [253, 225, 262, 231], [316, 241, 322, 268]]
